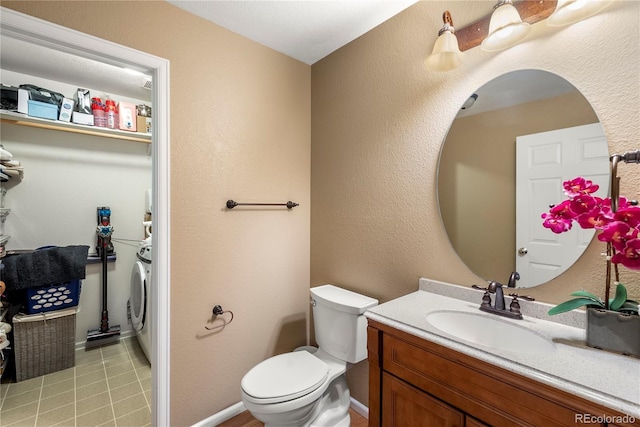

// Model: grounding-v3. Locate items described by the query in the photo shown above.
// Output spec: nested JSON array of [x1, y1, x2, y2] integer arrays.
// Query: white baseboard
[[192, 398, 368, 427], [350, 397, 369, 419], [192, 401, 245, 427]]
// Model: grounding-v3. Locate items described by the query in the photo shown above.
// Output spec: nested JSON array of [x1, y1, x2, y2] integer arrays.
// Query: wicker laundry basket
[[12, 307, 76, 382]]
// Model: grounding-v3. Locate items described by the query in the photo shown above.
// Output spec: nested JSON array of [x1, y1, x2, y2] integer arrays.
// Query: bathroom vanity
[[365, 280, 640, 427]]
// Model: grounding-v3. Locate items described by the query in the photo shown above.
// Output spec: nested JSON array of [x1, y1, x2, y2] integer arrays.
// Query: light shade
[[481, 0, 531, 52], [425, 27, 463, 72], [426, 11, 463, 72], [547, 0, 613, 26]]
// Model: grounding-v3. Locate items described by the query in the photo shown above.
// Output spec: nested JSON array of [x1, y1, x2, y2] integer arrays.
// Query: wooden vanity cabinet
[[368, 320, 639, 427]]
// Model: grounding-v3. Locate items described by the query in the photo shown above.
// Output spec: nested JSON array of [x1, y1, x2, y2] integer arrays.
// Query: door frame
[[0, 8, 171, 425]]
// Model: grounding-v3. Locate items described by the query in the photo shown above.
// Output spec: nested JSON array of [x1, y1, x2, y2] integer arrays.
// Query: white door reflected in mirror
[[515, 123, 609, 287]]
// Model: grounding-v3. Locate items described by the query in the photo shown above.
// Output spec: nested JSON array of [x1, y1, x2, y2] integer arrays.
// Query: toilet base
[[247, 375, 351, 427], [309, 375, 350, 427]]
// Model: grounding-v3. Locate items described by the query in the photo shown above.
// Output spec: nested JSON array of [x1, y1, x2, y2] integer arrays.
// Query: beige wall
[[311, 0, 639, 405], [439, 91, 598, 281], [2, 1, 310, 426]]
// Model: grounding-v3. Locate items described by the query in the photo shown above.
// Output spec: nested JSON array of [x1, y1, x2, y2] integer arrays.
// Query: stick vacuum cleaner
[[86, 206, 121, 348]]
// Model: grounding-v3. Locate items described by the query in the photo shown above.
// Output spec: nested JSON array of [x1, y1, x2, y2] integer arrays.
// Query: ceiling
[[0, 1, 418, 101], [0, 2, 572, 113], [166, 0, 420, 65]]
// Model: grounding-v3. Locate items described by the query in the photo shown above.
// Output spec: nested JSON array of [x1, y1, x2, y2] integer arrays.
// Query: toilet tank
[[310, 284, 378, 363]]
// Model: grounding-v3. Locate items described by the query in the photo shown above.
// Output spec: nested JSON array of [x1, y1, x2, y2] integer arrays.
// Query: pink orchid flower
[[613, 206, 640, 228], [563, 177, 599, 197], [598, 221, 639, 251], [611, 238, 640, 270], [541, 200, 574, 233], [543, 176, 640, 271], [569, 195, 599, 217], [577, 207, 611, 229]]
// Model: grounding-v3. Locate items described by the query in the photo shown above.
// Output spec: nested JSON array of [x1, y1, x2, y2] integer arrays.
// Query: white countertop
[[365, 280, 640, 418]]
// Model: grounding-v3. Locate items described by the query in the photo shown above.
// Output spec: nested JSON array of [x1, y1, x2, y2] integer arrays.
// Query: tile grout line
[[34, 376, 44, 426], [74, 364, 77, 427], [128, 340, 151, 410], [101, 345, 118, 427]]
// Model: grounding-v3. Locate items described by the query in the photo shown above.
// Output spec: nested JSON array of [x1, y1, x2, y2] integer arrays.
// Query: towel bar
[[226, 200, 299, 209]]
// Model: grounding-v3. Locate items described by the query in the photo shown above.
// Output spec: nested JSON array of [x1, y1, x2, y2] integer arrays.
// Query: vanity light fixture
[[430, 0, 613, 69], [425, 11, 463, 72], [481, 0, 531, 52], [547, 0, 614, 26]]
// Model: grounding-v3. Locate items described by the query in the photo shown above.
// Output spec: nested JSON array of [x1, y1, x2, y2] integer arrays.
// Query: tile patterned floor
[[0, 337, 151, 427]]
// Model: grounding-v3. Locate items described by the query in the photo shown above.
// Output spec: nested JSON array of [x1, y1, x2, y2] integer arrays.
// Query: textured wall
[[311, 0, 640, 405], [2, 2, 311, 426]]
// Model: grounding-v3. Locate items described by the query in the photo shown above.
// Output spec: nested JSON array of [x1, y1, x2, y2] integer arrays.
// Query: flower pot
[[586, 307, 640, 357]]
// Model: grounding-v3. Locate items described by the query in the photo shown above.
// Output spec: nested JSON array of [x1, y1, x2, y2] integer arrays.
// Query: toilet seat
[[241, 351, 329, 404]]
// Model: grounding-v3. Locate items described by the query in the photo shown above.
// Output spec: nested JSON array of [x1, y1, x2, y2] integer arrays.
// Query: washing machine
[[130, 237, 151, 362]]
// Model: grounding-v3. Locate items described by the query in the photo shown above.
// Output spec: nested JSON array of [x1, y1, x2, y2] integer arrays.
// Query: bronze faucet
[[472, 272, 534, 320]]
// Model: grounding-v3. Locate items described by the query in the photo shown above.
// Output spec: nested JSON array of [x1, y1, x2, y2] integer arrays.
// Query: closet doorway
[[0, 8, 170, 426]]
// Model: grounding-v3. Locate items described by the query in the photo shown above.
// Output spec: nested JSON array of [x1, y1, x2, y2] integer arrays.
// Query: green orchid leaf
[[609, 283, 628, 311], [548, 298, 603, 315], [569, 290, 603, 304], [619, 301, 639, 314]]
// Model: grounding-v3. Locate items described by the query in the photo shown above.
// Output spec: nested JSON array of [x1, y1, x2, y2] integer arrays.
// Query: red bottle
[[105, 99, 118, 129], [92, 97, 106, 127]]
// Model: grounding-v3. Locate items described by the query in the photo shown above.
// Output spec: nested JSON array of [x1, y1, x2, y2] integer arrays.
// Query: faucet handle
[[472, 284, 488, 291], [481, 291, 492, 308], [509, 296, 522, 315], [508, 293, 535, 302]]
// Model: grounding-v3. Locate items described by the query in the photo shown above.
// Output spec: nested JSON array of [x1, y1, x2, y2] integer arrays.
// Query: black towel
[[1, 245, 90, 290]]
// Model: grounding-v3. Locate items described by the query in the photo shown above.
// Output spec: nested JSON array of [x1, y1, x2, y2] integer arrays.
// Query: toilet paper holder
[[205, 305, 234, 331]]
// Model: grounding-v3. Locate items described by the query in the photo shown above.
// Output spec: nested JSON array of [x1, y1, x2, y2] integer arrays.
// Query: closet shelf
[[0, 110, 151, 144]]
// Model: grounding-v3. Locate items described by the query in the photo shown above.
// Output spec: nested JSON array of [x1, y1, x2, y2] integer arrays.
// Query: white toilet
[[241, 284, 378, 427]]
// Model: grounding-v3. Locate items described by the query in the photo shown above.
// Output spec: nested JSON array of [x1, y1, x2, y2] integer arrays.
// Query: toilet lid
[[241, 351, 328, 402]]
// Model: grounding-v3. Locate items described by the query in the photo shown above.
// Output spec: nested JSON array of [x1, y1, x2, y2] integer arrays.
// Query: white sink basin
[[426, 310, 556, 354]]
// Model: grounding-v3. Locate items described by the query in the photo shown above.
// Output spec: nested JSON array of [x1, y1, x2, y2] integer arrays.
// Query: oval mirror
[[437, 70, 610, 288]]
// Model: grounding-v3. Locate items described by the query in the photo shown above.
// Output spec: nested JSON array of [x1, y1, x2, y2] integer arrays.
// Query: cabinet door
[[466, 416, 490, 427], [382, 373, 464, 427]]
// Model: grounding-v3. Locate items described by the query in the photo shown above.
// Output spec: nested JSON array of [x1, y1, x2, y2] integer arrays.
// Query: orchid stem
[[605, 242, 612, 310]]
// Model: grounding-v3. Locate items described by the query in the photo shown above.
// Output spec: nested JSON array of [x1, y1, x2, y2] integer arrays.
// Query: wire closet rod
[[226, 199, 299, 209]]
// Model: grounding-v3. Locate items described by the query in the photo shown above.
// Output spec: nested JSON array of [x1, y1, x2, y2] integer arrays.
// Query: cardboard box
[[72, 111, 94, 126], [136, 115, 152, 134], [28, 100, 58, 120], [58, 98, 75, 122]]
